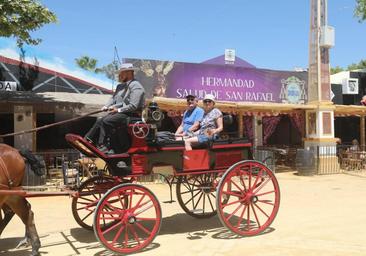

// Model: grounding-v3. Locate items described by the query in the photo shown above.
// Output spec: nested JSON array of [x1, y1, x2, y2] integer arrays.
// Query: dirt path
[[1, 172, 366, 256]]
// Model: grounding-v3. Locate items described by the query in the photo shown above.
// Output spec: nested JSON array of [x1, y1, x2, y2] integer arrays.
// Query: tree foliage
[[75, 56, 99, 72], [0, 0, 57, 47], [330, 66, 344, 75], [96, 61, 119, 80], [347, 59, 366, 70], [331, 59, 366, 74], [75, 55, 119, 80], [355, 0, 366, 22]]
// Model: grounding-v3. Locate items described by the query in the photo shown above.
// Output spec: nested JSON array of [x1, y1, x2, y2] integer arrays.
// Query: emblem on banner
[[130, 59, 175, 97], [279, 76, 306, 104]]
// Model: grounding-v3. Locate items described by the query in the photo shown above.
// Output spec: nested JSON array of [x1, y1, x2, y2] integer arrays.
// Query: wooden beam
[[361, 115, 365, 147], [238, 112, 244, 138], [335, 104, 366, 116], [152, 97, 317, 114]]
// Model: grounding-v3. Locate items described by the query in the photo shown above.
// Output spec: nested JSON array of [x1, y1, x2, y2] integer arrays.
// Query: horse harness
[[0, 156, 14, 190]]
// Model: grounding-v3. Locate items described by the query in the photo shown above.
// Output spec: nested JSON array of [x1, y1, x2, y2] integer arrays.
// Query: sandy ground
[[1, 171, 366, 256]]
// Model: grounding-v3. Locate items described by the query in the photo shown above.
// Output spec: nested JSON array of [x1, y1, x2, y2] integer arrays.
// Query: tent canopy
[[152, 97, 317, 116]]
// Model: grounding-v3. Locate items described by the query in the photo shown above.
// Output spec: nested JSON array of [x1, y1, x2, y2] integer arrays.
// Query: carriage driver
[[84, 63, 145, 153], [175, 94, 204, 138]]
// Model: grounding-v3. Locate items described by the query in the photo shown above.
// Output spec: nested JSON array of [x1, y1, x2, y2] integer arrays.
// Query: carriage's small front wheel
[[216, 160, 280, 236], [71, 175, 116, 230], [94, 183, 162, 254], [176, 173, 225, 218]]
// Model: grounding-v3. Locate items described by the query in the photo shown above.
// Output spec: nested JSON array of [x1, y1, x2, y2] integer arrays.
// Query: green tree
[[347, 59, 366, 70], [331, 66, 344, 75], [75, 56, 99, 72], [75, 55, 119, 80], [331, 59, 366, 74], [0, 0, 57, 47], [97, 61, 119, 80], [355, 0, 366, 22]]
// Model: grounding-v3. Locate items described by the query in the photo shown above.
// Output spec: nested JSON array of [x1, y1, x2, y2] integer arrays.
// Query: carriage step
[[45, 179, 63, 191], [47, 168, 63, 179], [22, 186, 48, 192]]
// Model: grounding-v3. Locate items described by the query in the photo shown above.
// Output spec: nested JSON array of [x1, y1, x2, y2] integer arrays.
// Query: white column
[[14, 105, 36, 151], [253, 116, 263, 147]]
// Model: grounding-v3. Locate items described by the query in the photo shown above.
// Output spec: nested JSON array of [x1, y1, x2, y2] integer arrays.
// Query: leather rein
[[0, 156, 13, 190], [0, 110, 102, 190], [0, 110, 103, 139]]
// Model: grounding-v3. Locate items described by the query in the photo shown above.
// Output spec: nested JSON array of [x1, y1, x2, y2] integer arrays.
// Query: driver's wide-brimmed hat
[[116, 63, 139, 73]]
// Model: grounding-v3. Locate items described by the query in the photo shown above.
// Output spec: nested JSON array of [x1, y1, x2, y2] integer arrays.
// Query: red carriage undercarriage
[[64, 116, 281, 254]]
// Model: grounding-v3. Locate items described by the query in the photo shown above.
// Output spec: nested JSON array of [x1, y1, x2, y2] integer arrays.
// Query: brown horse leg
[[5, 196, 41, 256], [0, 196, 9, 235], [0, 204, 15, 236]]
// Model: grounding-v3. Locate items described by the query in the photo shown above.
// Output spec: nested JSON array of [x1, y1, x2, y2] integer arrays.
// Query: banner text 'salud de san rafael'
[[124, 58, 308, 104]]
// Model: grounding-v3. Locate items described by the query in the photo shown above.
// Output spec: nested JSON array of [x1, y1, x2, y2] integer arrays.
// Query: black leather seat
[[212, 137, 250, 145], [157, 140, 185, 148], [127, 117, 142, 124]]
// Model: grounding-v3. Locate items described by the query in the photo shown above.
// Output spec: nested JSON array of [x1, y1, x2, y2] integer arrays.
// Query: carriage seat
[[152, 131, 185, 148], [154, 136, 250, 150], [212, 137, 249, 145], [127, 116, 142, 124], [186, 137, 250, 150], [156, 140, 185, 148]]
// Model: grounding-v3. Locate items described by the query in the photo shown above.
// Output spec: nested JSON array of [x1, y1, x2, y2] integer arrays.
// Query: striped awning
[[153, 97, 317, 117], [334, 104, 366, 117]]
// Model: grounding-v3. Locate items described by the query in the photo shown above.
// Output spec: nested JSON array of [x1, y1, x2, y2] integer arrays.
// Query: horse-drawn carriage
[[0, 103, 280, 255]]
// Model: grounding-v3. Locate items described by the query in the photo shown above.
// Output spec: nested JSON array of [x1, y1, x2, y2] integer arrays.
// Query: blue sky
[[1, 0, 365, 88]]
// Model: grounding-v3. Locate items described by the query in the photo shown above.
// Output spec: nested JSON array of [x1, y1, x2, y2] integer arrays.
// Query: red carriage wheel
[[72, 175, 116, 230], [216, 160, 280, 236], [176, 173, 226, 218], [94, 183, 162, 254]]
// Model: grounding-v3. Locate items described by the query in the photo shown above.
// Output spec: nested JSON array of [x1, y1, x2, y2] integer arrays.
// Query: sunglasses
[[203, 100, 213, 103], [186, 98, 195, 102]]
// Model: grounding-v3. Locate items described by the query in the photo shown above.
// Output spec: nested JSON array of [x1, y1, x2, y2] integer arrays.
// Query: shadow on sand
[[0, 213, 275, 255], [70, 213, 275, 255]]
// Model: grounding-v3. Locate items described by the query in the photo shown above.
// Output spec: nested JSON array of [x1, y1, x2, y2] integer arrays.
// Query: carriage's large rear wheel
[[176, 173, 224, 218], [94, 183, 162, 254], [72, 175, 116, 230], [216, 160, 280, 236]]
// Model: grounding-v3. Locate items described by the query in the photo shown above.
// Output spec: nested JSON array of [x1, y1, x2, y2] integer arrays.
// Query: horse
[[0, 143, 40, 256]]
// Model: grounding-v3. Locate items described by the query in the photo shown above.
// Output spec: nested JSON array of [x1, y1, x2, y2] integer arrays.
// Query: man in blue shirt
[[175, 95, 204, 137]]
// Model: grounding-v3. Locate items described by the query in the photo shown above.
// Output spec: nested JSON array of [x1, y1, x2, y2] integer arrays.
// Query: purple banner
[[125, 58, 308, 104]]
